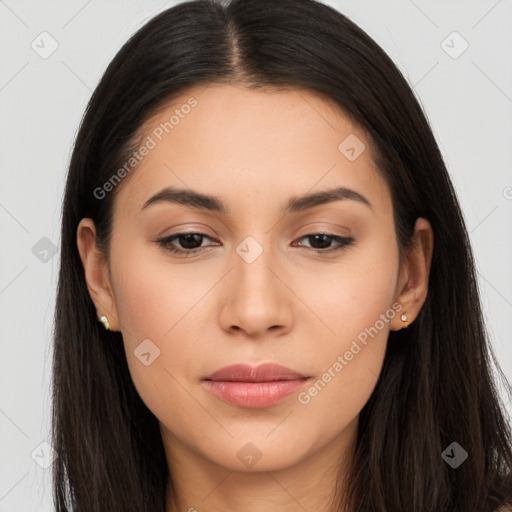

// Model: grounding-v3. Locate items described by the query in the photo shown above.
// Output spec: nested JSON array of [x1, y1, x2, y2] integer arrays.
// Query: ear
[[76, 218, 120, 331], [390, 217, 434, 331]]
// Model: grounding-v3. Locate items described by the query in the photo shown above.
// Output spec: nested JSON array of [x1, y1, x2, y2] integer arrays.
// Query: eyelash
[[156, 231, 355, 255]]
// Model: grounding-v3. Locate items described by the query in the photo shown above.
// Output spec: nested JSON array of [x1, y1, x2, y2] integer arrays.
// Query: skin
[[77, 84, 433, 512]]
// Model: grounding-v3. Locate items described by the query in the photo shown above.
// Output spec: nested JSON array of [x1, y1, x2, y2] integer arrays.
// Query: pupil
[[310, 234, 330, 249], [180, 234, 202, 249]]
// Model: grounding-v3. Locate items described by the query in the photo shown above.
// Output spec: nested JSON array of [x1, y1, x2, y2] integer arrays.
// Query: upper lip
[[203, 363, 309, 382]]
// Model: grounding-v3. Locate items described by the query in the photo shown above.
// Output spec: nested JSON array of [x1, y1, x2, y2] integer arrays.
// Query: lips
[[201, 363, 311, 408], [202, 363, 308, 382]]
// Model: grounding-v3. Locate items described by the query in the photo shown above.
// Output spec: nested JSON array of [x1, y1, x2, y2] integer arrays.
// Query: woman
[[52, 0, 512, 510]]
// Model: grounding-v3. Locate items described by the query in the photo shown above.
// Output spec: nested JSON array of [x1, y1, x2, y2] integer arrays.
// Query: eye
[[156, 231, 355, 256], [293, 233, 355, 253], [156, 232, 218, 255]]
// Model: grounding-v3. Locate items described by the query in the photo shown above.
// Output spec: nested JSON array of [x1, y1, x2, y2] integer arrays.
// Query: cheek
[[108, 243, 195, 407], [295, 234, 399, 419], [110, 240, 202, 343], [306, 230, 399, 345], [109, 240, 226, 419]]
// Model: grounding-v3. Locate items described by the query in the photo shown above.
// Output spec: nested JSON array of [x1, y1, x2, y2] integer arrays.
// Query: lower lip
[[202, 378, 310, 408]]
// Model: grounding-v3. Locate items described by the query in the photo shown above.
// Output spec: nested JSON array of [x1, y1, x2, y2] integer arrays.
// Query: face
[[79, 83, 429, 476]]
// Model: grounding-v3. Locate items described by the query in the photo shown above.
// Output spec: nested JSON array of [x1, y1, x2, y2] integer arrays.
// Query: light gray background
[[1, 0, 511, 510]]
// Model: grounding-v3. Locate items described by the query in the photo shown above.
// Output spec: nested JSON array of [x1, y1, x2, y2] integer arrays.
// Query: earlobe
[[391, 217, 434, 331], [76, 218, 119, 331]]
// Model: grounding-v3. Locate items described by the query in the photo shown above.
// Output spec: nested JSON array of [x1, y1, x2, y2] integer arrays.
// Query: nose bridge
[[233, 233, 278, 297], [219, 232, 292, 335]]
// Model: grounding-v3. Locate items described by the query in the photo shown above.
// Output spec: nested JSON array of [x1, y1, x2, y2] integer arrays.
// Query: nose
[[218, 239, 294, 338]]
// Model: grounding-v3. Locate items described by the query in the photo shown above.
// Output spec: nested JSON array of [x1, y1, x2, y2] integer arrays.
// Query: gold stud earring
[[99, 315, 110, 330]]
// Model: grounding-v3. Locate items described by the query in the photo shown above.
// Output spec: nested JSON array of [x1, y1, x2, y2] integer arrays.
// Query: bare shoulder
[[497, 505, 512, 512]]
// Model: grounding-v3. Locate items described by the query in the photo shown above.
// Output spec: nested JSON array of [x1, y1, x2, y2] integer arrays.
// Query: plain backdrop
[[0, 0, 511, 510]]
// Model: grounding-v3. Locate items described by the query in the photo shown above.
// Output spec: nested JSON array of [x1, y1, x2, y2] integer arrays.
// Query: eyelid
[[294, 221, 352, 236]]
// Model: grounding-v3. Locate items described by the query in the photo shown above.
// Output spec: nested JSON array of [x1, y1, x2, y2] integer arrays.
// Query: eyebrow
[[140, 185, 373, 214]]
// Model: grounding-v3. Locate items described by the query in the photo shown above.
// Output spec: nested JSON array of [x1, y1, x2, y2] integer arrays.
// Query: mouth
[[201, 363, 311, 408]]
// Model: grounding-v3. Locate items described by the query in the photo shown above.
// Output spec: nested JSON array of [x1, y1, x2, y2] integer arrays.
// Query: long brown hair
[[52, 0, 512, 510]]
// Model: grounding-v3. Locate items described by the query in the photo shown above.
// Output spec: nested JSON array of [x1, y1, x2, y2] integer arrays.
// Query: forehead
[[112, 83, 391, 220]]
